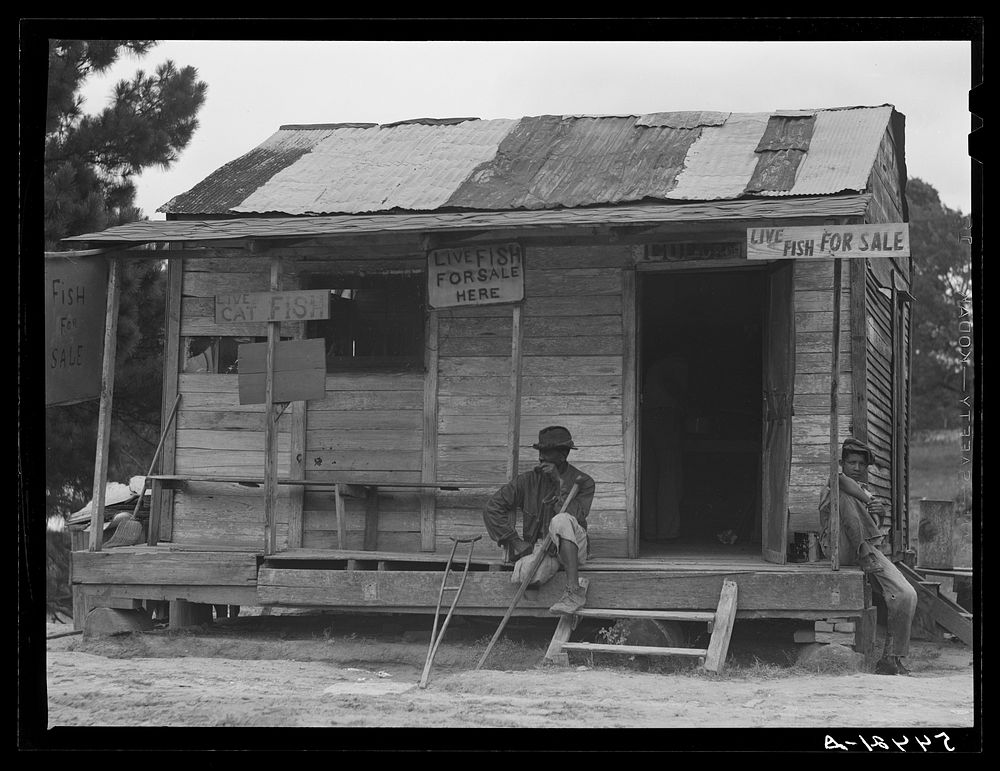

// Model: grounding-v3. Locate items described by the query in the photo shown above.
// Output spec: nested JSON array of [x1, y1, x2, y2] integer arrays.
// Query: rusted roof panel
[[157, 106, 898, 216], [746, 148, 807, 193], [745, 115, 817, 193], [65, 195, 872, 246], [446, 115, 701, 209], [754, 115, 816, 152]]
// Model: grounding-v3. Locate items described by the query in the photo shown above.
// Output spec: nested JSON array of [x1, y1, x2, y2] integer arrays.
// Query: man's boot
[[549, 582, 588, 615]]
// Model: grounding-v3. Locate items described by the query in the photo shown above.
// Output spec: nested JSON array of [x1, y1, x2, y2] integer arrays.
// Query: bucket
[[788, 532, 819, 563]]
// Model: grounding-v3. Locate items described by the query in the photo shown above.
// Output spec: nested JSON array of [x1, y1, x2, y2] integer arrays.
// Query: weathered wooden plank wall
[[787, 259, 854, 535], [301, 371, 425, 549], [172, 255, 292, 548], [172, 249, 432, 551], [433, 244, 630, 557]]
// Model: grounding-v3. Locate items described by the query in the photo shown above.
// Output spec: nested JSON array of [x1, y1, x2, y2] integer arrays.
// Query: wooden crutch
[[475, 476, 583, 670]]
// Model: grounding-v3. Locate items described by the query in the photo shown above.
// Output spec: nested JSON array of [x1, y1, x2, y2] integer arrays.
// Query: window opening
[[183, 336, 266, 374], [302, 272, 425, 371]]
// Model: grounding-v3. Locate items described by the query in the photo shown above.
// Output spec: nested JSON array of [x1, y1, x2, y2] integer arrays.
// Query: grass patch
[[910, 437, 971, 501], [471, 635, 546, 671]]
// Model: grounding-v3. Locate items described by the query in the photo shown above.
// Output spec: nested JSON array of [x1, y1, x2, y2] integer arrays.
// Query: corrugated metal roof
[[66, 195, 872, 245], [233, 119, 518, 215], [159, 127, 343, 215], [778, 105, 894, 197], [636, 111, 730, 129], [158, 106, 897, 216], [669, 113, 771, 200], [445, 115, 702, 210]]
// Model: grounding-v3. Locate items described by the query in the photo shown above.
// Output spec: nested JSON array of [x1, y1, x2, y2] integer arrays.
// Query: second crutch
[[419, 535, 482, 688]]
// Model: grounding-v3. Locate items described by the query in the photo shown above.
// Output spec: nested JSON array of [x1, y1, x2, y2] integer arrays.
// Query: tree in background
[[906, 177, 974, 431], [44, 40, 207, 522]]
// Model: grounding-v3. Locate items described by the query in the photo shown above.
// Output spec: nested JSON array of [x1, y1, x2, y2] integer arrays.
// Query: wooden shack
[[65, 106, 914, 650]]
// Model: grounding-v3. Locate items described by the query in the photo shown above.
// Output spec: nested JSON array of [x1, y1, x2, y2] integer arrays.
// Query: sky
[[77, 39, 974, 219]]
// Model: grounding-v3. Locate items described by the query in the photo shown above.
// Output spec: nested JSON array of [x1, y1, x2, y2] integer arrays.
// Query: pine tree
[[906, 178, 974, 430], [45, 41, 207, 519]]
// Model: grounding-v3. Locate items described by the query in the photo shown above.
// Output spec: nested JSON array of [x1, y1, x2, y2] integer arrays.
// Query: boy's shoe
[[894, 657, 912, 675], [875, 656, 900, 675], [549, 584, 588, 615]]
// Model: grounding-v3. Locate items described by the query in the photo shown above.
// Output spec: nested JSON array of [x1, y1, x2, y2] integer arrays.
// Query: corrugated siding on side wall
[[865, 269, 895, 513], [787, 260, 854, 535], [434, 244, 629, 557], [864, 118, 909, 549]]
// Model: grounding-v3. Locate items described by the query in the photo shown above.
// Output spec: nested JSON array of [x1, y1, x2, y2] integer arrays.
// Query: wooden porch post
[[506, 303, 524, 480], [622, 267, 638, 558], [263, 255, 280, 556], [420, 310, 439, 552], [828, 259, 843, 570], [148, 257, 183, 546], [88, 257, 120, 552]]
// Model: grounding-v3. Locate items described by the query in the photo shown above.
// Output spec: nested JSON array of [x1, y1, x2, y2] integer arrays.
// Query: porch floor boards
[[75, 543, 866, 619], [93, 541, 857, 575]]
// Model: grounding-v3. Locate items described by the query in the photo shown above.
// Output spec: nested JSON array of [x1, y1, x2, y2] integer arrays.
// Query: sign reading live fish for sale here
[[746, 224, 909, 260], [427, 243, 524, 308]]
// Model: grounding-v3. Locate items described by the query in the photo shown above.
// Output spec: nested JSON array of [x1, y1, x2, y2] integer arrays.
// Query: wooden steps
[[560, 642, 707, 658], [898, 563, 973, 646], [544, 579, 739, 673], [573, 608, 717, 624]]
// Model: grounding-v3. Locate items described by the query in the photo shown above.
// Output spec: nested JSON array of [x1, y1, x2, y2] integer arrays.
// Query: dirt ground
[[40, 607, 979, 746]]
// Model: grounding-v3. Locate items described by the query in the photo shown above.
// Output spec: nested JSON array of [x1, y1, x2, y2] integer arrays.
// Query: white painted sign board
[[747, 224, 910, 260], [427, 243, 524, 308], [215, 289, 330, 324]]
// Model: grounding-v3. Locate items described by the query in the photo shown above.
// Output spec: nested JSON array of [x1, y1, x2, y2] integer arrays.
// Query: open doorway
[[638, 267, 767, 556]]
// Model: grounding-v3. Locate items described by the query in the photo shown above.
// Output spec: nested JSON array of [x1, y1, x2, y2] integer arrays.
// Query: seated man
[[819, 437, 918, 676], [482, 426, 596, 615]]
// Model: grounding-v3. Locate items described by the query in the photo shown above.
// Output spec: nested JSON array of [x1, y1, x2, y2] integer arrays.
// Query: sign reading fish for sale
[[45, 256, 108, 406], [746, 224, 909, 260]]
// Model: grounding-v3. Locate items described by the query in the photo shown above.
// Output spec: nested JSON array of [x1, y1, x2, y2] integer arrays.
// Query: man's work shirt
[[818, 479, 885, 565], [483, 462, 595, 545]]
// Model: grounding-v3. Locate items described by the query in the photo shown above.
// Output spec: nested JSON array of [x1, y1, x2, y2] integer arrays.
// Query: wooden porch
[[72, 540, 868, 621]]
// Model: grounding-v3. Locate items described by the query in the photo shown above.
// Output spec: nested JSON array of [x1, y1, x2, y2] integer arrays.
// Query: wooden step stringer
[[544, 578, 739, 673]]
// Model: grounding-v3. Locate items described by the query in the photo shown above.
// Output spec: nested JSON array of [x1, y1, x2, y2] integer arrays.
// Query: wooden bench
[[147, 474, 498, 551]]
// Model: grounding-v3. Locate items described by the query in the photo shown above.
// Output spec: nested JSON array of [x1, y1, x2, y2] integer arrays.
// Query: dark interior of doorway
[[639, 268, 766, 556]]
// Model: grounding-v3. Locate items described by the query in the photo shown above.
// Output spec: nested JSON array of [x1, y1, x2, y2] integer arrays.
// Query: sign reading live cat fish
[[215, 290, 330, 324], [746, 224, 910, 260], [427, 243, 524, 308]]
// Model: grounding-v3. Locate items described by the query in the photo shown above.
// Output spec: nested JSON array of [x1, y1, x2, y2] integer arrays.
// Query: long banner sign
[[747, 224, 909, 260]]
